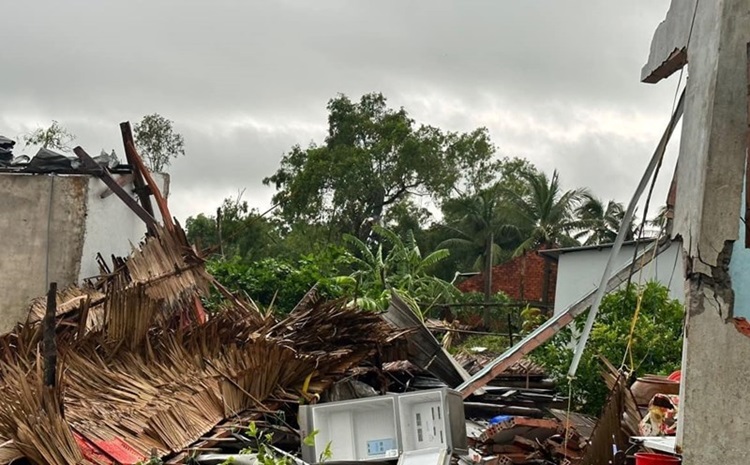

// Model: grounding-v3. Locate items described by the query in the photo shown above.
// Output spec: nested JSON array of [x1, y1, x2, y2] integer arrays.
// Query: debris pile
[[0, 124, 680, 465], [0, 217, 401, 465]]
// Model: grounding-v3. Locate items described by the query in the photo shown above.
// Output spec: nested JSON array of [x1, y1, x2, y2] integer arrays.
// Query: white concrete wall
[[553, 241, 684, 315], [78, 174, 167, 281], [0, 174, 88, 332]]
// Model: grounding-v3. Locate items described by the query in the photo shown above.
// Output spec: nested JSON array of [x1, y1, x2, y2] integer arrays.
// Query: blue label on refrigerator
[[367, 438, 397, 456]]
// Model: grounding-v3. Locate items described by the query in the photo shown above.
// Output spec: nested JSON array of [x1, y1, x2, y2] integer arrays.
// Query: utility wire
[[568, 0, 701, 379], [625, 0, 700, 290]]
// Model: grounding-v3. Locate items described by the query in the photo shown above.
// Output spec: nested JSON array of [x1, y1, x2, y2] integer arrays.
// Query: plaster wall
[[552, 243, 684, 316], [0, 172, 167, 334], [0, 174, 87, 333], [78, 174, 167, 281], [644, 1, 750, 464]]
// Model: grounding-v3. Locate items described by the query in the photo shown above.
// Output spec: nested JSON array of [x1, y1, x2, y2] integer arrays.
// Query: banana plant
[[337, 225, 457, 318]]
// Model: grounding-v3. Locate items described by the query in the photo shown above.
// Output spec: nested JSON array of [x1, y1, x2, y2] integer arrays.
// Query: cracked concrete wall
[[0, 174, 87, 334], [645, 1, 750, 463]]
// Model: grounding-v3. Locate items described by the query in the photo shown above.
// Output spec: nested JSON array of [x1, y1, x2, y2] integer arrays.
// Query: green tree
[[186, 195, 279, 262], [23, 120, 75, 151], [263, 92, 497, 240], [134, 113, 185, 172], [383, 198, 433, 243], [574, 194, 634, 245], [206, 245, 354, 314], [428, 157, 538, 277], [439, 186, 507, 271], [531, 282, 684, 415], [504, 169, 586, 254]]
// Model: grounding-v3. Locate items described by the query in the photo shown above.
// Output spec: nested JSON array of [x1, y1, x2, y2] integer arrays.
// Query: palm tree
[[504, 170, 587, 255], [574, 195, 634, 245], [438, 187, 508, 271], [648, 205, 670, 232]]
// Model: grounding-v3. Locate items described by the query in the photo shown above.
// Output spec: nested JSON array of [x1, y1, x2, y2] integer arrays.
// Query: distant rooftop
[[539, 237, 658, 258]]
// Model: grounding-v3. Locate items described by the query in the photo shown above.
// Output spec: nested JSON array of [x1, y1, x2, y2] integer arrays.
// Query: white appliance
[[397, 389, 467, 454], [299, 395, 401, 463]]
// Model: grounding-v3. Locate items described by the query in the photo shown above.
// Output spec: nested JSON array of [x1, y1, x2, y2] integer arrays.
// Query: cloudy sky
[[0, 1, 681, 223]]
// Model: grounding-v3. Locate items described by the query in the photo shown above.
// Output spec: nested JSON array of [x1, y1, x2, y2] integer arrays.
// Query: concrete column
[[644, 1, 750, 463]]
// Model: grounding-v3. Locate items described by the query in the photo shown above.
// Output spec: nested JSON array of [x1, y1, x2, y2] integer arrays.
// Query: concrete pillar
[[643, 1, 750, 463]]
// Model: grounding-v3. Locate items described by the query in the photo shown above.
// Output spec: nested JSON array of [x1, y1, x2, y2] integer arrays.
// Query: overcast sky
[[0, 1, 680, 223]]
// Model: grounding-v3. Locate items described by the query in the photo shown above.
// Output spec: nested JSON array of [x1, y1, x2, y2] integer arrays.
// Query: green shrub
[[530, 281, 684, 416], [205, 245, 354, 314]]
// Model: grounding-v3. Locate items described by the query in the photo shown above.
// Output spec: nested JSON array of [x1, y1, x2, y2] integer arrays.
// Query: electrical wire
[[625, 0, 700, 290]]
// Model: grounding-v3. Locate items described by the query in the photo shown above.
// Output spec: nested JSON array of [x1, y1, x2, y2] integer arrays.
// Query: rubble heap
[[0, 219, 400, 465]]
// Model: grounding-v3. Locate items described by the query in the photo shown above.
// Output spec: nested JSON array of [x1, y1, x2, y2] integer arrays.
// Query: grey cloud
[[0, 0, 678, 222]]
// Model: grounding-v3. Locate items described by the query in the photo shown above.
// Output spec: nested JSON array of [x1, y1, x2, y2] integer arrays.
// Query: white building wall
[[553, 241, 684, 315], [78, 174, 167, 281]]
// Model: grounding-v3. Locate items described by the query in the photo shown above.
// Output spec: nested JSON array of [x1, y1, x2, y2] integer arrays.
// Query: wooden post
[[124, 138, 175, 234], [43, 282, 57, 387], [217, 207, 225, 258], [507, 311, 514, 347], [120, 122, 156, 221], [745, 43, 750, 248]]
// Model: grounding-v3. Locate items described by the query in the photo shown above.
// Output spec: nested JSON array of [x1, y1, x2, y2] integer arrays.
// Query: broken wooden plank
[[120, 122, 155, 219], [124, 139, 175, 233], [99, 173, 134, 199], [73, 146, 157, 231], [457, 238, 670, 398], [43, 282, 57, 388]]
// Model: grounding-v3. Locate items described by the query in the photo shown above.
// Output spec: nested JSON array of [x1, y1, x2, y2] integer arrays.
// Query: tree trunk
[[359, 186, 387, 241], [216, 207, 225, 258], [541, 257, 551, 315], [483, 233, 494, 328]]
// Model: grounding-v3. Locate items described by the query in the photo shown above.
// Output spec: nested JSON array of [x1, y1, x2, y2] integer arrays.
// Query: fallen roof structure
[[0, 218, 401, 465], [0, 129, 408, 465], [457, 237, 671, 398]]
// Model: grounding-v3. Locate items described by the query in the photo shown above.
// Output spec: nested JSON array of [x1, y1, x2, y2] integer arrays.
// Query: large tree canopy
[[263, 92, 496, 240]]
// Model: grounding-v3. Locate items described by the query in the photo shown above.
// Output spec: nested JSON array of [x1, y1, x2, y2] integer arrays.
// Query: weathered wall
[[0, 172, 168, 334], [78, 173, 167, 281], [457, 251, 556, 303], [0, 174, 87, 333], [644, 1, 750, 463], [552, 242, 684, 316]]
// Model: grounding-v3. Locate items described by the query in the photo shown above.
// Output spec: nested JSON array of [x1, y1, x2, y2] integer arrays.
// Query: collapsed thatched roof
[[0, 222, 398, 465]]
